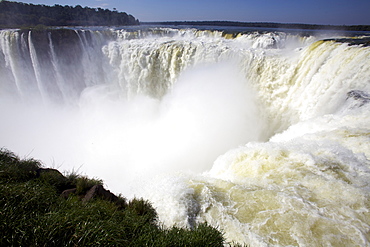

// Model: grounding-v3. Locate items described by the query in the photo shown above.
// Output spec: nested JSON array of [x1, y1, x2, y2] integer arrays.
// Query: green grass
[[0, 149, 226, 246]]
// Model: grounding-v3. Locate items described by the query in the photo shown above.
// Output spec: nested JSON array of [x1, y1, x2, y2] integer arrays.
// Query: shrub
[[127, 198, 158, 224], [0, 148, 41, 183], [36, 168, 71, 193], [0, 149, 226, 246], [0, 181, 58, 246]]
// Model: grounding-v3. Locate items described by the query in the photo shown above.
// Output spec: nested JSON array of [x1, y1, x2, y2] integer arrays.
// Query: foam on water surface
[[1, 27, 370, 246]]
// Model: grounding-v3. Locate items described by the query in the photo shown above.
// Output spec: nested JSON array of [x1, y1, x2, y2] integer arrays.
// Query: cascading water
[[1, 26, 370, 246]]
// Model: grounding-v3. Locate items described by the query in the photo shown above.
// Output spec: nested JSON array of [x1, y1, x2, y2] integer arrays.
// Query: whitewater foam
[[1, 27, 370, 246]]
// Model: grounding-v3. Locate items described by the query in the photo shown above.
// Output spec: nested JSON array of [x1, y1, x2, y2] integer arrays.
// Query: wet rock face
[[10, 29, 87, 103], [60, 188, 77, 199], [346, 90, 370, 108], [324, 37, 370, 47]]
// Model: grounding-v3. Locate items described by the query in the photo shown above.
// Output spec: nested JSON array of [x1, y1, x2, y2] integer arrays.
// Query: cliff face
[[0, 28, 116, 103]]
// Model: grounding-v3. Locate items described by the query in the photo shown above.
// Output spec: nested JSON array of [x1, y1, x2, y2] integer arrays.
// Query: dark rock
[[60, 188, 77, 199], [346, 90, 370, 108], [187, 197, 201, 229], [36, 168, 72, 193], [83, 184, 126, 208], [324, 37, 370, 47], [36, 168, 64, 178]]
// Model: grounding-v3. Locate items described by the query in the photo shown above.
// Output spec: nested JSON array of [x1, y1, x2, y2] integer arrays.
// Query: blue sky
[[22, 0, 370, 25]]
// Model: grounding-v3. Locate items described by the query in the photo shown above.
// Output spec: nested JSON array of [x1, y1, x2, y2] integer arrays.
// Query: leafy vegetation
[[0, 148, 227, 246], [0, 0, 139, 28]]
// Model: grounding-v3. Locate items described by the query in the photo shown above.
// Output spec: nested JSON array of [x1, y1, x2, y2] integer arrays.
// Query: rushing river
[[1, 26, 370, 246]]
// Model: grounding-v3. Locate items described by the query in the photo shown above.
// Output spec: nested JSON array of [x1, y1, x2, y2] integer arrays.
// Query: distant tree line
[[146, 21, 370, 32], [0, 0, 139, 28]]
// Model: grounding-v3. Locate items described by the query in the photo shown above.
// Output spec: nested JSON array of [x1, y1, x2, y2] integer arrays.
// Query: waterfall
[[1, 26, 370, 246]]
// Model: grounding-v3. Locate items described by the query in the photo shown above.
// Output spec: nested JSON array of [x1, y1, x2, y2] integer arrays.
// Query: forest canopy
[[148, 21, 370, 32], [0, 0, 139, 28]]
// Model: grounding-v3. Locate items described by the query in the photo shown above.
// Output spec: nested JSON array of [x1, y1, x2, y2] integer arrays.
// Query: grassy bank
[[0, 149, 226, 246]]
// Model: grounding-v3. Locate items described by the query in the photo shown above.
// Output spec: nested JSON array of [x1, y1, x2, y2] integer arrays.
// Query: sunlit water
[[1, 26, 370, 246]]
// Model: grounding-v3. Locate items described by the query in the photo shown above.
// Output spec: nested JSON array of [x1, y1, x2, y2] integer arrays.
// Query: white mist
[[0, 61, 262, 197], [2, 27, 370, 246]]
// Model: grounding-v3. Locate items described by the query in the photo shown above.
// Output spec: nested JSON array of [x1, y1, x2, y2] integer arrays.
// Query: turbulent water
[[1, 26, 370, 246]]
